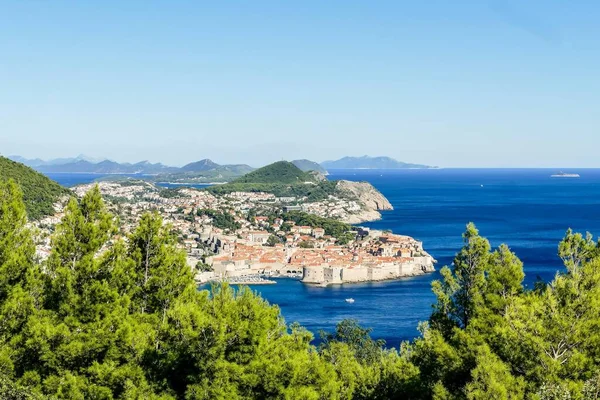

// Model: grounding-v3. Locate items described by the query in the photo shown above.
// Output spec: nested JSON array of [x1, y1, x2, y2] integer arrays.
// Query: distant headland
[[321, 156, 435, 170]]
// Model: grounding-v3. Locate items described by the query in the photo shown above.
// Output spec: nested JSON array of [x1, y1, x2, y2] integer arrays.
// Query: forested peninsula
[[1, 178, 600, 398]]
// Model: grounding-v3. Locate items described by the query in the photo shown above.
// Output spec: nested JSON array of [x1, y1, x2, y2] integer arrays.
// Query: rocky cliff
[[335, 180, 393, 223], [336, 180, 393, 211]]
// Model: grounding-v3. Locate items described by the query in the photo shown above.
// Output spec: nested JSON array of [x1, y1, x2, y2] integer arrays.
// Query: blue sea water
[[250, 169, 600, 347], [48, 169, 600, 347], [45, 173, 157, 187], [45, 173, 111, 187]]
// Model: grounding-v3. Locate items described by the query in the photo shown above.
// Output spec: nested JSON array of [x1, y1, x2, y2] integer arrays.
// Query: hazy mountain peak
[[181, 159, 220, 172], [75, 154, 106, 163]]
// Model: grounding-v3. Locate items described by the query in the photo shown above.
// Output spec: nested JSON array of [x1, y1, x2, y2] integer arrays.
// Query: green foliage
[[206, 161, 340, 202], [0, 374, 44, 400], [265, 235, 281, 247], [197, 208, 241, 231], [196, 262, 213, 272], [320, 319, 385, 365], [0, 180, 36, 304], [5, 180, 600, 399], [1, 182, 408, 399], [431, 223, 491, 332], [465, 345, 525, 399], [0, 156, 71, 220], [232, 161, 316, 184], [126, 212, 192, 318], [413, 224, 600, 398], [299, 241, 315, 249]]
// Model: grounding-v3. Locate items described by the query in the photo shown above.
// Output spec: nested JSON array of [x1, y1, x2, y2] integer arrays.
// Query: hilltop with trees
[[207, 161, 339, 202], [232, 161, 321, 184]]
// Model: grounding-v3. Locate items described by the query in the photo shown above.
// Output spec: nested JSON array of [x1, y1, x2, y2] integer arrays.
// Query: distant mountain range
[[30, 159, 179, 175], [321, 156, 434, 170], [8, 154, 107, 167], [7, 154, 434, 180], [7, 156, 253, 176]]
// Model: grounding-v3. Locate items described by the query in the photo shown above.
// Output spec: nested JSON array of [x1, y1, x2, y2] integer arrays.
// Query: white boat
[[345, 298, 355, 303], [551, 171, 580, 178]]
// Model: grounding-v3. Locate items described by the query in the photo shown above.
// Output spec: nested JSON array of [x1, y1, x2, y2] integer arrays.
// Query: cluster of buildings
[[298, 233, 435, 285], [202, 222, 435, 285], [301, 198, 363, 220], [202, 220, 343, 280], [35, 181, 435, 286]]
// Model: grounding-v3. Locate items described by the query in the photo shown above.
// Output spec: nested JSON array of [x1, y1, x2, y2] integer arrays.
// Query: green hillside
[[233, 161, 315, 184], [0, 156, 71, 219], [207, 161, 336, 201]]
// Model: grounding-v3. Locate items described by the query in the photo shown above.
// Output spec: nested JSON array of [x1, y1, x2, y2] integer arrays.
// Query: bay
[[248, 168, 600, 347], [45, 173, 154, 187]]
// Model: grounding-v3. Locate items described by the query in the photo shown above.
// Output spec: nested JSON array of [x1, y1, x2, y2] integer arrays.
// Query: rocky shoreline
[[335, 180, 393, 224]]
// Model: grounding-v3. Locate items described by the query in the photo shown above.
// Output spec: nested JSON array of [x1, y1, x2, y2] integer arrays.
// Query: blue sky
[[1, 1, 598, 167]]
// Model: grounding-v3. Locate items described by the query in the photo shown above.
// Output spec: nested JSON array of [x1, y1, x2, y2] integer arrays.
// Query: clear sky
[[1, 1, 598, 167]]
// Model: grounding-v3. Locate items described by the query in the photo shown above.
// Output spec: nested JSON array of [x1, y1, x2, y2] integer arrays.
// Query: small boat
[[345, 298, 355, 303], [551, 171, 580, 178]]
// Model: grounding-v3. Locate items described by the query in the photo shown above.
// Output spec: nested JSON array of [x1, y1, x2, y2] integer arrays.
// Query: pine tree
[[127, 212, 193, 319], [0, 180, 36, 303], [431, 223, 491, 333]]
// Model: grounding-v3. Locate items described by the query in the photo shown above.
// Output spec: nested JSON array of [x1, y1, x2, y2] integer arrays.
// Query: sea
[[47, 169, 600, 348]]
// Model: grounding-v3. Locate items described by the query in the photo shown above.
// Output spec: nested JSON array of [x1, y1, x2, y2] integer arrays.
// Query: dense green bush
[[3, 179, 600, 398], [231, 161, 314, 184]]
